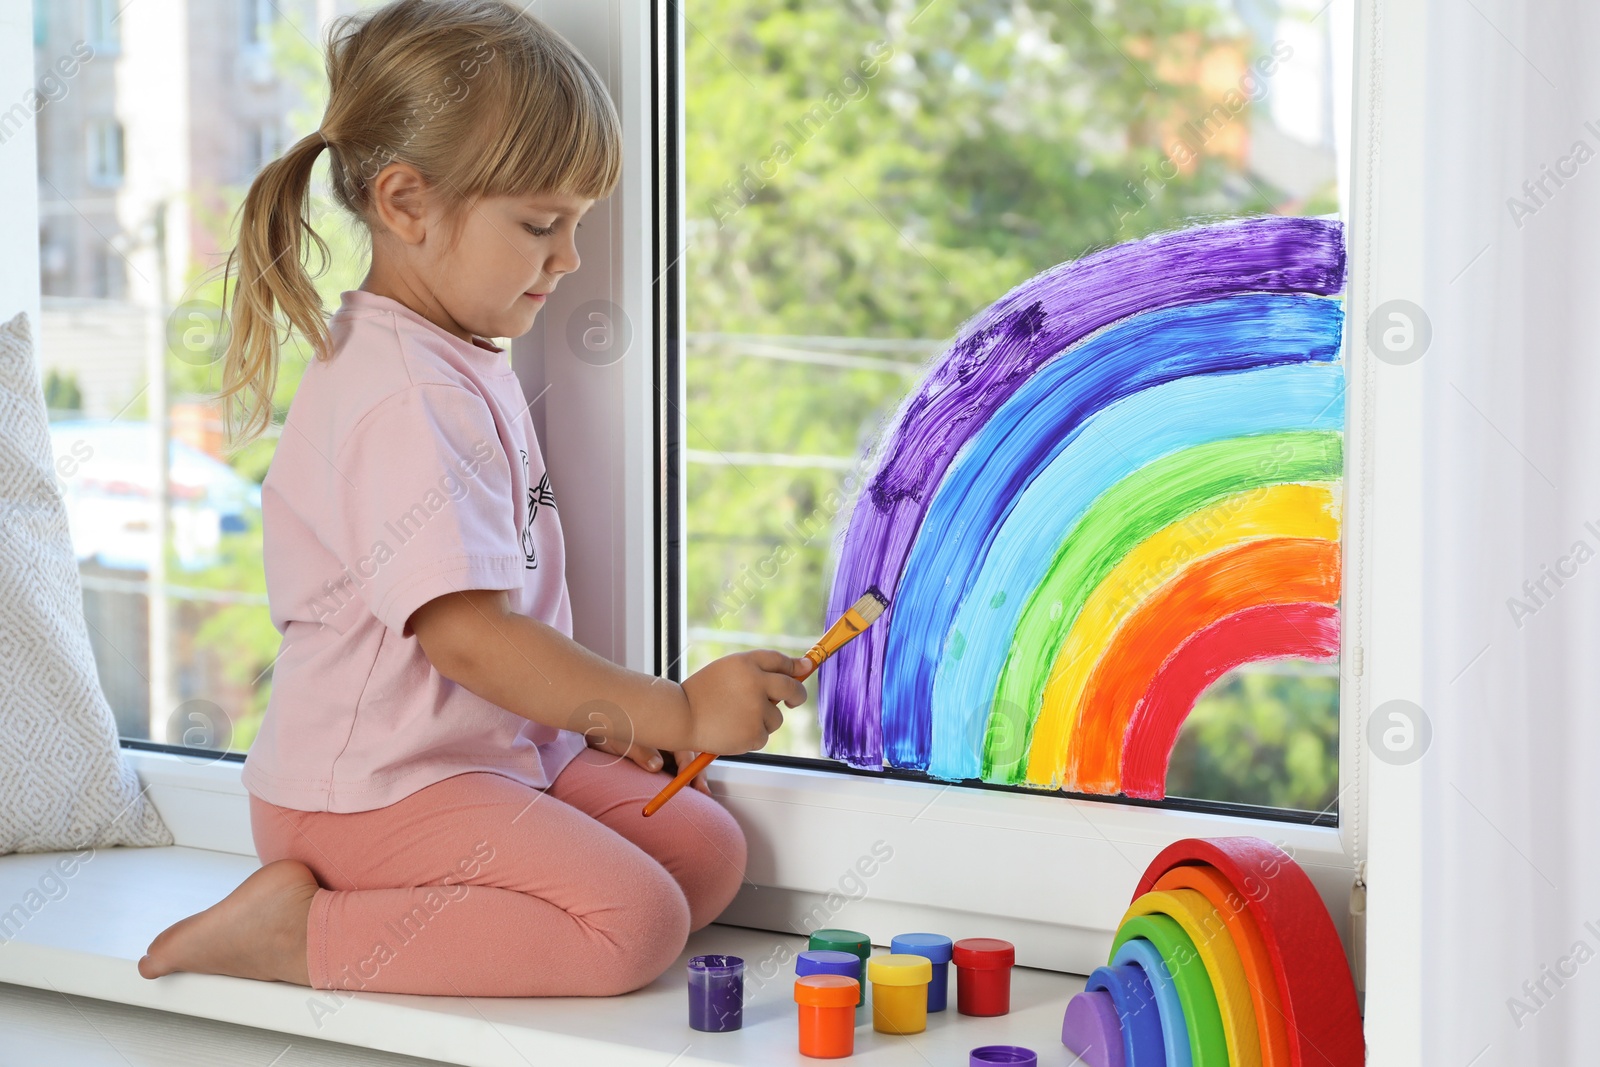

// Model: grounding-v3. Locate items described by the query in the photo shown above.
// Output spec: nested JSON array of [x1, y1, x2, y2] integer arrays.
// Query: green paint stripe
[[980, 430, 1344, 783]]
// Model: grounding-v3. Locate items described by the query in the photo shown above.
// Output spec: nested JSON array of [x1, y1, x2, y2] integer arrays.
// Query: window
[[681, 1, 1352, 820], [239, 0, 280, 85], [25, 0, 1369, 975], [37, 4, 357, 757], [85, 118, 122, 186], [85, 0, 119, 53], [241, 0, 276, 49], [245, 121, 282, 177]]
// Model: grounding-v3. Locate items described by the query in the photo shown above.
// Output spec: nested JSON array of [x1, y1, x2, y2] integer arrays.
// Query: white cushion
[[0, 310, 170, 854]]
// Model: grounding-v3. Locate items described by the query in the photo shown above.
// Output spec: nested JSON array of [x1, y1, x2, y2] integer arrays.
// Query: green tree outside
[[683, 0, 1342, 811]]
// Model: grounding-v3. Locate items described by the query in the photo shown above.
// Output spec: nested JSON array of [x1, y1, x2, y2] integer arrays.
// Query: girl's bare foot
[[138, 858, 319, 985]]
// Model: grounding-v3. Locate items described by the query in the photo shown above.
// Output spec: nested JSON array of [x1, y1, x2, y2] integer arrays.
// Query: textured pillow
[[0, 310, 171, 854]]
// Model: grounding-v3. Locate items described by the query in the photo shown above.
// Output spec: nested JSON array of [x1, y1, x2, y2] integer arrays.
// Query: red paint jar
[[794, 974, 859, 1058], [953, 938, 1015, 1016]]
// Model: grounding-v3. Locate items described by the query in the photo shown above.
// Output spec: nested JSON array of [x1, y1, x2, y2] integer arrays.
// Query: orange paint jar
[[794, 974, 859, 1058]]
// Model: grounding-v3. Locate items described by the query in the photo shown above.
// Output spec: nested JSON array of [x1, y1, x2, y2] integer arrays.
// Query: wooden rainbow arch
[[1060, 837, 1364, 1067]]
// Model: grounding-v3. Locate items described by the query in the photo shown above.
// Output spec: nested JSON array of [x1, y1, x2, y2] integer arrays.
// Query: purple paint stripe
[[820, 215, 1347, 768]]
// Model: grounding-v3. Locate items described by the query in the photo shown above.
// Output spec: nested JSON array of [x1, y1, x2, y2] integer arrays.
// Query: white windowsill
[[0, 845, 1087, 1067], [15, 747, 1350, 1063], [122, 746, 1357, 974]]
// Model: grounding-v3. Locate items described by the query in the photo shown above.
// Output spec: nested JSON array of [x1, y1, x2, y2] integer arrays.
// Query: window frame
[[240, 0, 276, 49], [666, 6, 1357, 822], [506, 0, 1372, 977], [83, 0, 120, 55], [82, 0, 1384, 981], [85, 116, 124, 187]]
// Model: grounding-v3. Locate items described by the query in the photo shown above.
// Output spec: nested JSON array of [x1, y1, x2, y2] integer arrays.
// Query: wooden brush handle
[[642, 751, 717, 817], [642, 653, 822, 818]]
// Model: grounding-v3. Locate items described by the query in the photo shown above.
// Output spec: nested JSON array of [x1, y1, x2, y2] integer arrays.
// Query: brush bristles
[[851, 588, 889, 624]]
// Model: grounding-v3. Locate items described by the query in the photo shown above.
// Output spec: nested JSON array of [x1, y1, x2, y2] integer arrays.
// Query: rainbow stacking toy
[[1061, 836, 1363, 1067]]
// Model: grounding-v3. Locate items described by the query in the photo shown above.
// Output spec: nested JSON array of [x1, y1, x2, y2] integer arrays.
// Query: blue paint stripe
[[881, 293, 1345, 770], [924, 359, 1346, 782]]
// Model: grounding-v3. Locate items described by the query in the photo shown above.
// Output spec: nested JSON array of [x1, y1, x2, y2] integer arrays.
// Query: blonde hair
[[218, 0, 622, 442]]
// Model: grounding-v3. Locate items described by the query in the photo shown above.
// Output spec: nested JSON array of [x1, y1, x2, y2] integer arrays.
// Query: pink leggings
[[249, 748, 747, 997]]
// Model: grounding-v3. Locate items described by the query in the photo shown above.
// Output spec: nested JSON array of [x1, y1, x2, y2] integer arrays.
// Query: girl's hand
[[682, 650, 809, 755], [670, 750, 712, 795], [586, 735, 711, 794]]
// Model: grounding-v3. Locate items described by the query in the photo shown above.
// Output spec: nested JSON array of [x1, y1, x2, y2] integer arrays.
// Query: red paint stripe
[[1067, 538, 1341, 794], [1120, 603, 1340, 800]]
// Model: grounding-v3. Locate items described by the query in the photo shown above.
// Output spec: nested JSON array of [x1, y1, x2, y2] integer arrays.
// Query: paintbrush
[[642, 588, 890, 817]]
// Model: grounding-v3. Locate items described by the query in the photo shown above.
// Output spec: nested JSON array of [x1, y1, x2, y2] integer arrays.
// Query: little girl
[[137, 0, 806, 998]]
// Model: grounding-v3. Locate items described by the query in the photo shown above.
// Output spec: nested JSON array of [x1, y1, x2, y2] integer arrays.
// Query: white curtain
[[1419, 0, 1600, 1061]]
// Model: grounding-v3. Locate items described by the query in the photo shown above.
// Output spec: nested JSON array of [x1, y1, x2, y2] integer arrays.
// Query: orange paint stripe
[[1065, 537, 1341, 793]]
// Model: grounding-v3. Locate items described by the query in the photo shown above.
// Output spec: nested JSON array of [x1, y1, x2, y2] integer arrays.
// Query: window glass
[[33, 1, 377, 755], [682, 0, 1350, 814], [85, 0, 119, 53], [85, 118, 123, 185]]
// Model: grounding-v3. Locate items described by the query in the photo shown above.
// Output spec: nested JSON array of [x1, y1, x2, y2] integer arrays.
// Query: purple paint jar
[[969, 1046, 1038, 1066], [796, 949, 863, 986], [686, 954, 744, 1032]]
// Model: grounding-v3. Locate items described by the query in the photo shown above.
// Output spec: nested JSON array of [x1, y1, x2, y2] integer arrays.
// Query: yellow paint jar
[[866, 953, 933, 1035]]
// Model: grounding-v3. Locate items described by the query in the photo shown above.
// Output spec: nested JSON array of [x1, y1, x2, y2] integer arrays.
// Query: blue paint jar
[[796, 949, 864, 985], [890, 933, 954, 1012]]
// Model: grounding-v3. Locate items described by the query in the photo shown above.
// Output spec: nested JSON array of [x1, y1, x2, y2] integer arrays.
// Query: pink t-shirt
[[241, 289, 587, 812]]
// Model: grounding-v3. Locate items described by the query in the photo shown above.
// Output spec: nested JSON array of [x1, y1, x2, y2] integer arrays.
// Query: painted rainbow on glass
[[819, 215, 1347, 797]]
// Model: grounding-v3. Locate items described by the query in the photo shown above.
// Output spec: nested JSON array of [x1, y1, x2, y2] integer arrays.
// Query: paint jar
[[686, 954, 744, 1032], [809, 929, 872, 1006], [953, 938, 1015, 1017], [794, 974, 859, 1059], [797, 949, 863, 991], [969, 1046, 1038, 1066], [890, 933, 954, 1012], [866, 953, 933, 1035]]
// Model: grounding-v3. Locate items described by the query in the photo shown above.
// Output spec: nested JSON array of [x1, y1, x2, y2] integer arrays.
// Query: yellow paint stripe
[[1023, 482, 1340, 787]]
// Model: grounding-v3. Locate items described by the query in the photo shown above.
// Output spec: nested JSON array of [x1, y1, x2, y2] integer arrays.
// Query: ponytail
[[218, 130, 334, 444]]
